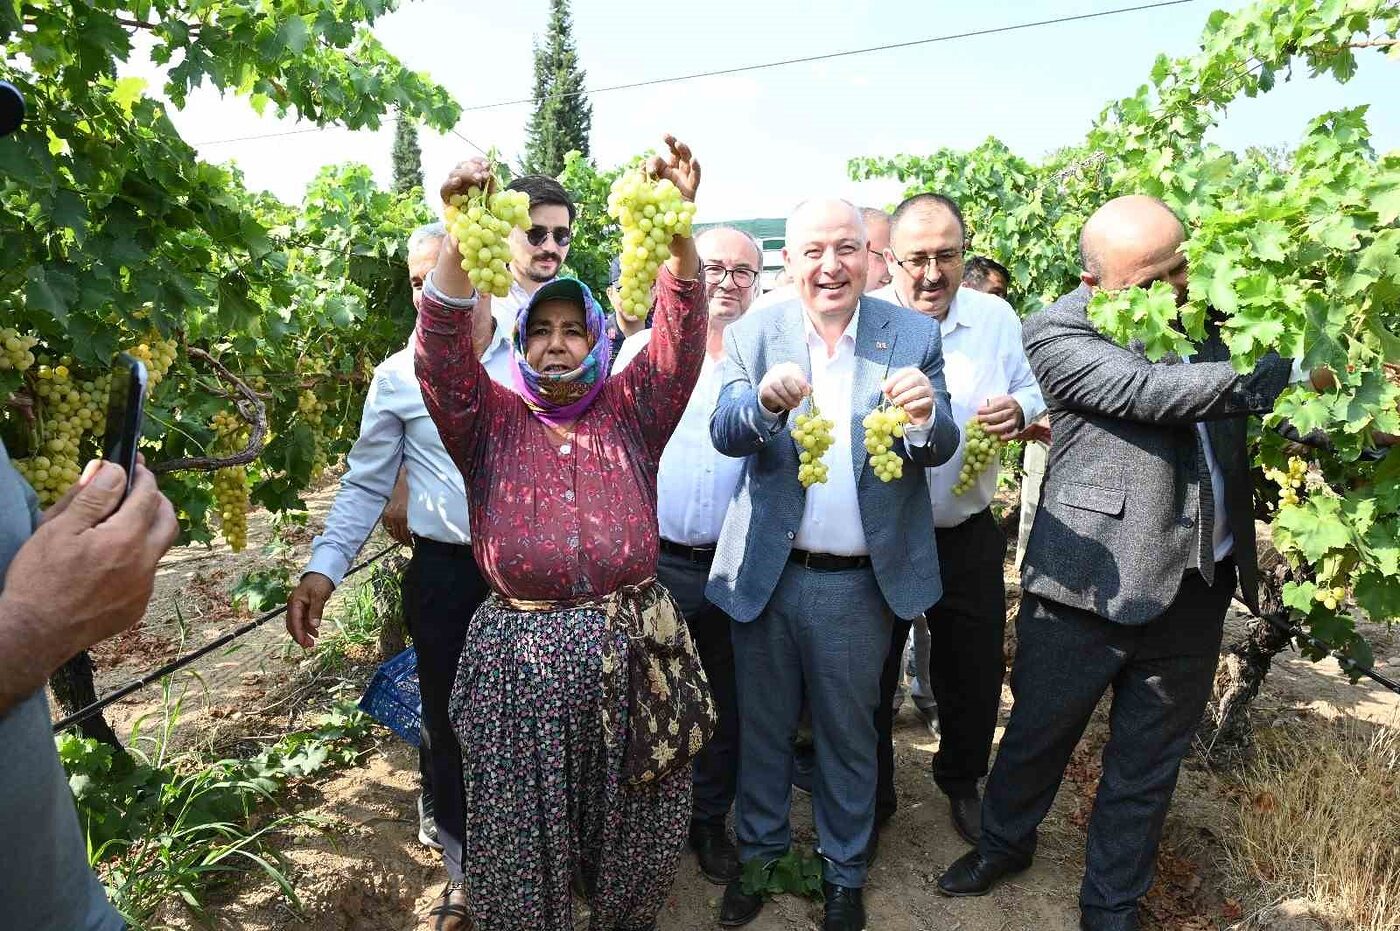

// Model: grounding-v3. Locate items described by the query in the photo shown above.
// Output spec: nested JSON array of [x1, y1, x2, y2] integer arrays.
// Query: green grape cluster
[[126, 333, 178, 387], [954, 417, 1003, 496], [792, 404, 836, 488], [16, 363, 111, 504], [298, 388, 330, 480], [211, 409, 251, 552], [0, 327, 38, 372], [445, 184, 532, 298], [863, 404, 910, 482], [1264, 455, 1307, 508], [607, 169, 696, 320], [1314, 584, 1348, 611]]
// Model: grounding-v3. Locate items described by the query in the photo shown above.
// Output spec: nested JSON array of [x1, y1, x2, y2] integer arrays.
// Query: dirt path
[[60, 478, 1399, 931]]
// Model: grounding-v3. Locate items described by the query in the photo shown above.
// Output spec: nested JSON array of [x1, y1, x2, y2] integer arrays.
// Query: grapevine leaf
[[1282, 580, 1319, 614], [1357, 229, 1400, 282], [1247, 220, 1289, 262], [1373, 173, 1400, 225], [1274, 496, 1352, 563], [25, 265, 79, 321], [1354, 572, 1400, 626], [111, 77, 148, 114]]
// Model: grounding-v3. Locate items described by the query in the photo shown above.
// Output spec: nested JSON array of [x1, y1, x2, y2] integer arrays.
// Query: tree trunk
[[1198, 550, 1296, 765], [48, 650, 123, 748], [373, 550, 411, 661]]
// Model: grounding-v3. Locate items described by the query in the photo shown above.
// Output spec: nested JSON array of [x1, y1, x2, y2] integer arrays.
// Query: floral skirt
[[449, 593, 693, 931]]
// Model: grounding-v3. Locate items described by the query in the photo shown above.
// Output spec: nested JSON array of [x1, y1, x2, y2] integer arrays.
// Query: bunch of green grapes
[[16, 363, 110, 504], [126, 333, 178, 386], [1263, 455, 1307, 507], [298, 388, 330, 479], [0, 327, 38, 372], [792, 403, 836, 488], [953, 417, 1003, 496], [863, 404, 910, 482], [1314, 583, 1349, 611], [444, 183, 532, 298], [211, 409, 251, 552], [606, 169, 696, 320]]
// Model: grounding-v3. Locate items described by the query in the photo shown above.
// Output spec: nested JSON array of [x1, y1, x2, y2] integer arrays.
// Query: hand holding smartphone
[[101, 353, 148, 501]]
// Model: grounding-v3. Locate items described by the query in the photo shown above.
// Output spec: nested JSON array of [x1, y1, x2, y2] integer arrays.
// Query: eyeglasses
[[524, 225, 573, 247], [702, 264, 758, 288], [892, 249, 966, 276]]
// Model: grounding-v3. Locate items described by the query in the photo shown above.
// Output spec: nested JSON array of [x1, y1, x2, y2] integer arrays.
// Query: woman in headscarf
[[414, 136, 713, 931]]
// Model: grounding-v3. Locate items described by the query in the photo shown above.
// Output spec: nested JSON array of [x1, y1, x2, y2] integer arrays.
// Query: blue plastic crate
[[358, 646, 423, 747]]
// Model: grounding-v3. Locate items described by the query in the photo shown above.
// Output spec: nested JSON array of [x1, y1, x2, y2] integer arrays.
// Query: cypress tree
[[522, 0, 592, 176]]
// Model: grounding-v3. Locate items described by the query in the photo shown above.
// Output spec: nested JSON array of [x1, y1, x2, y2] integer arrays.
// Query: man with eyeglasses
[[612, 226, 763, 889], [870, 193, 1044, 851]]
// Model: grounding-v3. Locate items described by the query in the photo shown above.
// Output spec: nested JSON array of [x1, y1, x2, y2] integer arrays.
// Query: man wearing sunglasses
[[870, 193, 1044, 851], [484, 174, 578, 333], [612, 226, 763, 891]]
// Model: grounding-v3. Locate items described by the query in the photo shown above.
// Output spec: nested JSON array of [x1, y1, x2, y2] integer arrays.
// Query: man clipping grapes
[[287, 217, 522, 927], [936, 195, 1296, 931], [869, 193, 1045, 848], [706, 198, 959, 931]]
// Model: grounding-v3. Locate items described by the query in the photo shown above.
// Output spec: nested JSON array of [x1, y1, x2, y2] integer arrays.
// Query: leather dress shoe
[[424, 880, 471, 930], [822, 881, 866, 931], [950, 794, 982, 845], [937, 848, 1028, 897], [719, 877, 765, 927], [689, 818, 741, 884]]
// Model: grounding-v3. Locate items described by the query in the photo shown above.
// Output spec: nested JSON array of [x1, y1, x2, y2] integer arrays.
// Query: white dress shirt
[[871, 284, 1045, 528], [1180, 355, 1234, 562], [305, 326, 514, 585], [615, 330, 745, 546], [489, 278, 543, 339]]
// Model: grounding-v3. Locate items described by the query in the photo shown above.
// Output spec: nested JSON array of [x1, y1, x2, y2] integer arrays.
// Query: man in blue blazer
[[707, 199, 959, 931]]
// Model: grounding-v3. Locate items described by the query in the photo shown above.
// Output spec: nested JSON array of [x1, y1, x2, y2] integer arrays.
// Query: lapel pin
[[876, 340, 889, 350]]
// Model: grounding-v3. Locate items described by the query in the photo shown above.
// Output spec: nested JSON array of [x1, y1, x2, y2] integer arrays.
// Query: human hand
[[646, 134, 701, 203], [759, 362, 811, 415], [976, 395, 1025, 439], [882, 367, 935, 425], [286, 572, 335, 649], [380, 468, 411, 546]]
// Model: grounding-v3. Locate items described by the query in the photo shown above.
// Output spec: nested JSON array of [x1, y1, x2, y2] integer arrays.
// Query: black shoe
[[937, 848, 1029, 897], [719, 878, 764, 927], [689, 818, 741, 885], [864, 824, 880, 870], [417, 793, 443, 851], [822, 881, 866, 931], [950, 794, 982, 846]]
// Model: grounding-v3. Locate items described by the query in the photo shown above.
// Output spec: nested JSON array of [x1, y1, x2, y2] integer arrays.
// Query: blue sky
[[155, 0, 1400, 222]]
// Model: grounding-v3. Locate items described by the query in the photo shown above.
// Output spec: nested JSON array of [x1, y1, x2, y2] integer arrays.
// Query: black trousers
[[980, 560, 1236, 931], [656, 548, 739, 823], [926, 507, 1008, 799], [402, 536, 491, 882], [875, 507, 1006, 821]]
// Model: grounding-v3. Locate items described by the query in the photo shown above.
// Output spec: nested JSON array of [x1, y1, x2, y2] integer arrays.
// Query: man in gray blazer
[[707, 199, 959, 931], [937, 196, 1293, 931]]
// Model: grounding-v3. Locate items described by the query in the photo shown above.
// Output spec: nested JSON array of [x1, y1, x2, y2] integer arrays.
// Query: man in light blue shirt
[[284, 207, 533, 927]]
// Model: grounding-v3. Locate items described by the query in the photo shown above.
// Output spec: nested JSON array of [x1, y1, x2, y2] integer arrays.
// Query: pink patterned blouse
[[415, 266, 708, 602]]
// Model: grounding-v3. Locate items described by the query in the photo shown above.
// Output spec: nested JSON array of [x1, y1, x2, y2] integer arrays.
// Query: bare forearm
[[0, 596, 73, 715]]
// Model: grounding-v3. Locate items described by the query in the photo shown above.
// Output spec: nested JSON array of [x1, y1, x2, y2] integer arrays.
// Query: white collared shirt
[[490, 277, 541, 339], [305, 327, 515, 585], [1180, 354, 1234, 562], [872, 284, 1045, 528], [615, 330, 744, 546]]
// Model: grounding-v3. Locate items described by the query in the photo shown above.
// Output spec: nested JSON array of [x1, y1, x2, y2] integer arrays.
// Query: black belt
[[659, 538, 716, 565], [411, 535, 473, 558], [788, 548, 872, 572]]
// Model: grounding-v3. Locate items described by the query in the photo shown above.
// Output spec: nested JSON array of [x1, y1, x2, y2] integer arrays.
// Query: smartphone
[[101, 352, 148, 501]]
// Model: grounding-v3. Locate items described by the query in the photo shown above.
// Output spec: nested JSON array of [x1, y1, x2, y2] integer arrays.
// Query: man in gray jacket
[[937, 196, 1292, 931], [708, 199, 958, 931]]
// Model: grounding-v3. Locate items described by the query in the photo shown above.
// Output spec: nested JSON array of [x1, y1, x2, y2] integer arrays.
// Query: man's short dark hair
[[506, 174, 577, 225], [963, 255, 1010, 288], [890, 193, 966, 240]]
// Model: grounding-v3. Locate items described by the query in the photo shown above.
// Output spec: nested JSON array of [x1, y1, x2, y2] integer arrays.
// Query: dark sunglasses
[[525, 225, 573, 247]]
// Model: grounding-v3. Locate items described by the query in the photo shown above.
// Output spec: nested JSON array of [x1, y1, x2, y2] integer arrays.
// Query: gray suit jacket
[[1021, 286, 1291, 625], [705, 295, 960, 623]]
